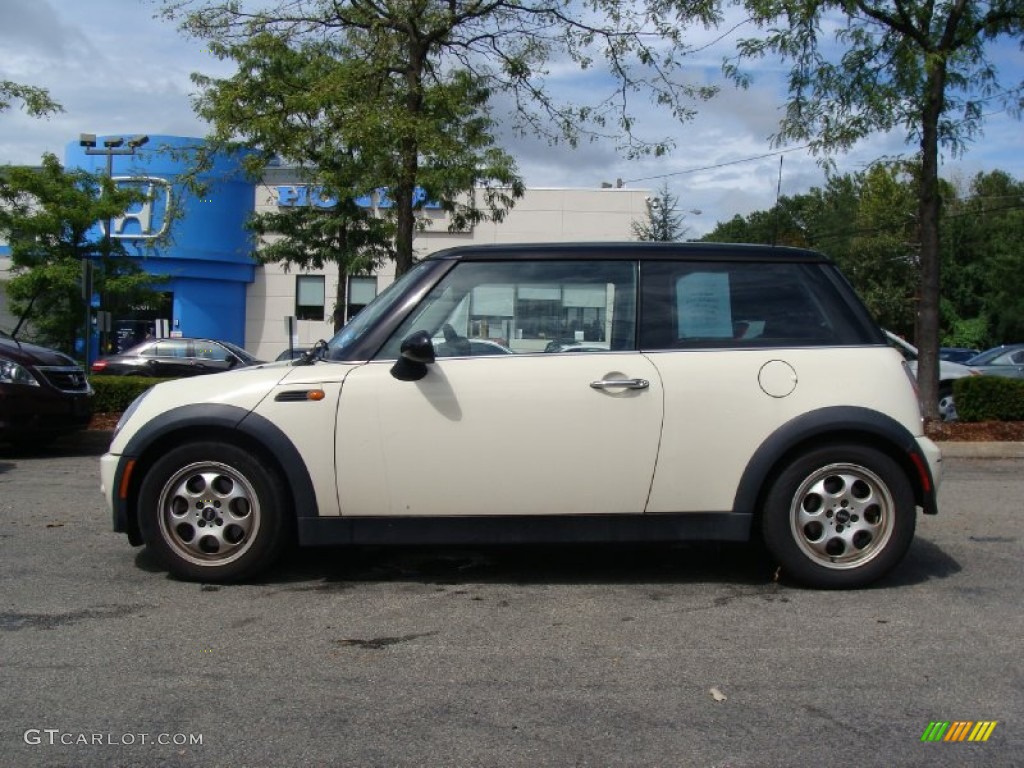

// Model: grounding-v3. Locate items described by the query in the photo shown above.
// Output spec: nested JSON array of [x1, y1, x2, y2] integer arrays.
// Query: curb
[[934, 441, 1024, 459]]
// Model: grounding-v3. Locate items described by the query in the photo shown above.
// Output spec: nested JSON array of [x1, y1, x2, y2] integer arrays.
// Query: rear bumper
[[914, 436, 942, 515]]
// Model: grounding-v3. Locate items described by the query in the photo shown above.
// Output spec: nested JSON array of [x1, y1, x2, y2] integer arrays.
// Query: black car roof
[[426, 242, 833, 263]]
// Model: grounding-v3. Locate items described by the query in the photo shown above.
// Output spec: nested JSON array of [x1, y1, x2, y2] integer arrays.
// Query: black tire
[[137, 441, 292, 582], [761, 444, 916, 589]]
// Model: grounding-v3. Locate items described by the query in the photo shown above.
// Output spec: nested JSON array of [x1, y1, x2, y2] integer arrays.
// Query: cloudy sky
[[1, 0, 1021, 236]]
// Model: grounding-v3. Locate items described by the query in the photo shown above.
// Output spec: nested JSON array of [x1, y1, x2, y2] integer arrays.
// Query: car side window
[[376, 260, 637, 359], [640, 260, 866, 350], [154, 340, 189, 358], [196, 343, 230, 361]]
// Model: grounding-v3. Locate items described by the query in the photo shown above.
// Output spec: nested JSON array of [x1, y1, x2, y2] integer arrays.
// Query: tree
[[702, 164, 923, 336], [0, 81, 62, 118], [163, 0, 719, 275], [942, 170, 1024, 345], [0, 154, 165, 353], [185, 32, 405, 326], [632, 183, 693, 241], [726, 0, 1024, 420]]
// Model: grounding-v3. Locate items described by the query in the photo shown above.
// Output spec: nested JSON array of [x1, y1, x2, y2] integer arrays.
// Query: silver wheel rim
[[938, 392, 957, 421], [156, 461, 261, 567], [789, 462, 895, 570]]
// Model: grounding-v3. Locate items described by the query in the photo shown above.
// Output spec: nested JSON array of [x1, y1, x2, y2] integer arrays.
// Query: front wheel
[[762, 444, 916, 589], [137, 441, 292, 582]]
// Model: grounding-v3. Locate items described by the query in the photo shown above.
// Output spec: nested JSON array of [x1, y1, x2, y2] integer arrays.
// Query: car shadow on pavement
[[0, 430, 112, 460], [265, 541, 782, 588], [876, 536, 962, 587], [130, 534, 961, 591], [261, 534, 961, 591]]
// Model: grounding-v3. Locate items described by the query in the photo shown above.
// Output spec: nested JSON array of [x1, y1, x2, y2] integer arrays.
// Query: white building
[[245, 182, 651, 361]]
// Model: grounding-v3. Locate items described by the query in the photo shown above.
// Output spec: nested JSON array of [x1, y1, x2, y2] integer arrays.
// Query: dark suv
[[0, 333, 93, 447]]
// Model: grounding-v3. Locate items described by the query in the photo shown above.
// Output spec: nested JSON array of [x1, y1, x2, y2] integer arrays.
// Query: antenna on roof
[[771, 155, 784, 248]]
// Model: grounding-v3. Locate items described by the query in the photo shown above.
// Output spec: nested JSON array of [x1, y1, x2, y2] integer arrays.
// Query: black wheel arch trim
[[732, 406, 938, 518], [112, 403, 318, 544]]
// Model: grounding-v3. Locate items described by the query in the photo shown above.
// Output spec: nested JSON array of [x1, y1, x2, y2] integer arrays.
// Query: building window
[[296, 275, 325, 321], [348, 276, 377, 321]]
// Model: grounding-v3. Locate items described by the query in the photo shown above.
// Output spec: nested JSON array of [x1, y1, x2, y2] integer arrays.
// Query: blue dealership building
[[66, 135, 256, 353]]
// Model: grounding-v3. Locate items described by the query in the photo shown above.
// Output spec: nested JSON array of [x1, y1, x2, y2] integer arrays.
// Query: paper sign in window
[[677, 272, 732, 338]]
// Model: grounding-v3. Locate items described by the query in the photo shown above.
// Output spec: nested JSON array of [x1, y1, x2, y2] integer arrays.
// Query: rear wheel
[[138, 441, 291, 582], [762, 444, 916, 588]]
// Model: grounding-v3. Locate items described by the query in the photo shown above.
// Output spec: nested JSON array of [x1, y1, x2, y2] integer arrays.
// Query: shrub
[[954, 375, 1024, 422], [89, 376, 176, 413]]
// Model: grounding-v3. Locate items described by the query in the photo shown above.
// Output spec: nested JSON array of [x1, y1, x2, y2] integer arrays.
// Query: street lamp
[[78, 134, 149, 366]]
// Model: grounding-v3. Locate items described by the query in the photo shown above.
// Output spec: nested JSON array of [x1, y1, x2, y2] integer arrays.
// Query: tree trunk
[[916, 64, 947, 423]]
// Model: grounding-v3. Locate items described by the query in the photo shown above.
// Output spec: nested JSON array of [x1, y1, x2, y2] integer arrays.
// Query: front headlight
[[0, 359, 41, 386], [113, 387, 153, 441]]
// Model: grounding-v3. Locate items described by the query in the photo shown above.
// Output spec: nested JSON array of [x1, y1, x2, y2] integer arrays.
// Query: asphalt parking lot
[[1, 434, 1022, 767]]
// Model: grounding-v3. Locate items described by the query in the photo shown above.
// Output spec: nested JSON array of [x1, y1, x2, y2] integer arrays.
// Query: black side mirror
[[390, 330, 435, 381]]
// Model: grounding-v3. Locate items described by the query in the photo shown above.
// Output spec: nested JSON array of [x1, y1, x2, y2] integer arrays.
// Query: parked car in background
[[91, 337, 263, 377], [885, 332, 979, 421], [963, 344, 1024, 379], [939, 347, 981, 364], [1, 331, 93, 447], [428, 328, 513, 356], [103, 243, 940, 590]]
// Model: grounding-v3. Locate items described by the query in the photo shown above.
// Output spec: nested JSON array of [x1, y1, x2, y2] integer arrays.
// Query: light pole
[[78, 134, 149, 366]]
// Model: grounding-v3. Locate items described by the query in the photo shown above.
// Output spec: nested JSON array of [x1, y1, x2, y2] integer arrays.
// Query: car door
[[335, 258, 664, 518], [148, 339, 192, 377], [192, 341, 237, 374]]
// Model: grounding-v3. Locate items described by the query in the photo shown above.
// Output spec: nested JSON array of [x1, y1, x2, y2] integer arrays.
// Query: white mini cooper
[[101, 243, 941, 588]]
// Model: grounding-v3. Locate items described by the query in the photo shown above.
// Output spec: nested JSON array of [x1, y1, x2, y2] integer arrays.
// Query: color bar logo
[[921, 721, 998, 742]]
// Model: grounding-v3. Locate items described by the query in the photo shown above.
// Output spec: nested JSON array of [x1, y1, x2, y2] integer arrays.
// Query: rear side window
[[152, 340, 190, 358], [640, 261, 872, 350]]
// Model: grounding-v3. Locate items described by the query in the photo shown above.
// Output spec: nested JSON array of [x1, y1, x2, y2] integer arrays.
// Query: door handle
[[590, 378, 649, 390]]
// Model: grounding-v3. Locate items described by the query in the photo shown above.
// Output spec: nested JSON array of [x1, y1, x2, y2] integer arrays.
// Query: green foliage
[[0, 81, 62, 117], [702, 163, 919, 336], [941, 315, 989, 350], [165, 0, 722, 273], [940, 170, 1024, 346], [954, 376, 1024, 422], [632, 183, 691, 241], [702, 165, 1024, 348], [89, 376, 176, 413], [187, 25, 524, 276], [0, 154, 168, 353]]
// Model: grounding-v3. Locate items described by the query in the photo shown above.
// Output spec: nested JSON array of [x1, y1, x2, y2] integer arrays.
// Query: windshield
[[220, 340, 261, 364], [966, 347, 1009, 365], [326, 262, 432, 357]]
